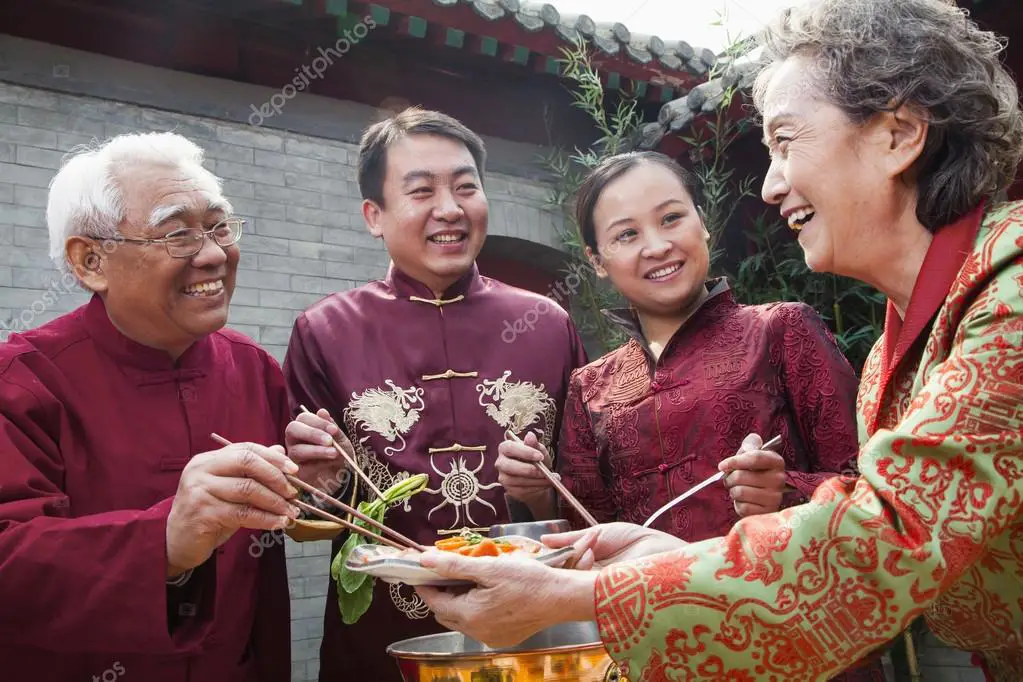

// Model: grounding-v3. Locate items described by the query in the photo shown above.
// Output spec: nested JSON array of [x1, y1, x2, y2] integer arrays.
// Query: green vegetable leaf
[[338, 578, 374, 625], [334, 532, 367, 593]]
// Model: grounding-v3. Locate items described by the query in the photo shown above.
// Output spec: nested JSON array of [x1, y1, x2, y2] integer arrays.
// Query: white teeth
[[647, 264, 682, 279], [184, 279, 224, 296], [787, 208, 816, 231], [430, 234, 463, 243]]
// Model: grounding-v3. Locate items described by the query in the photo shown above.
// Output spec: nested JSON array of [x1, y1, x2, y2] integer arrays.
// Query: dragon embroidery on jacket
[[345, 379, 424, 456], [477, 370, 557, 445]]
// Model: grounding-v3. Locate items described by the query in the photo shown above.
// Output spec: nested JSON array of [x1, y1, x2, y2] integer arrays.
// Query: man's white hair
[[46, 131, 232, 274]]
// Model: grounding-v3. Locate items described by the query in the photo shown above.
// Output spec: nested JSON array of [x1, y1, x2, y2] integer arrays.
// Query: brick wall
[[0, 32, 568, 681]]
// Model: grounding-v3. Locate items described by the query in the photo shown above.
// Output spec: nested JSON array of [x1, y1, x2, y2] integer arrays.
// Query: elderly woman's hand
[[415, 551, 598, 648], [541, 522, 686, 570]]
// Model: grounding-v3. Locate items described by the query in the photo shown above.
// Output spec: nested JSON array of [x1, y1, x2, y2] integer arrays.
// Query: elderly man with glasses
[[0, 132, 339, 681]]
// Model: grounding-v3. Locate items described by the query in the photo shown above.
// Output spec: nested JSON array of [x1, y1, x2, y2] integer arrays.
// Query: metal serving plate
[[344, 535, 575, 587]]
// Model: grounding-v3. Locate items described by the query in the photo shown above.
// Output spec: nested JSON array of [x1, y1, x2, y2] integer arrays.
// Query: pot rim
[[386, 637, 608, 661]]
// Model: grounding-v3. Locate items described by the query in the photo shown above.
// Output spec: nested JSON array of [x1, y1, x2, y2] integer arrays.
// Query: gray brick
[[229, 287, 260, 307], [0, 246, 50, 268], [286, 205, 343, 228], [252, 219, 321, 243], [289, 240, 353, 263], [12, 266, 63, 288], [0, 224, 11, 245], [16, 145, 66, 170], [320, 161, 356, 180], [235, 268, 292, 290], [260, 290, 323, 310], [290, 637, 323, 664], [0, 183, 12, 204], [301, 577, 329, 599], [232, 198, 286, 222], [215, 160, 285, 186], [321, 194, 361, 214], [14, 226, 48, 248], [291, 662, 306, 682], [199, 139, 254, 164], [14, 184, 48, 208], [285, 539, 304, 558], [290, 275, 324, 294], [0, 163, 55, 188], [238, 233, 291, 256], [217, 125, 284, 152], [323, 261, 383, 282], [293, 615, 324, 641], [285, 137, 349, 163], [221, 179, 255, 200], [17, 106, 106, 137], [303, 540, 333, 557], [252, 183, 321, 208], [0, 204, 45, 227], [139, 110, 217, 141], [351, 246, 388, 266], [57, 97, 140, 126], [104, 123, 140, 138], [484, 176, 514, 197], [228, 304, 298, 327], [0, 143, 13, 163], [288, 556, 331, 580], [254, 149, 319, 175], [288, 577, 306, 600], [306, 659, 320, 681], [227, 323, 261, 341], [57, 133, 98, 150], [0, 267, 11, 287], [0, 85, 60, 110], [260, 325, 295, 345], [323, 227, 376, 249], [0, 103, 16, 124], [285, 171, 339, 194], [263, 344, 287, 362], [0, 123, 57, 148]]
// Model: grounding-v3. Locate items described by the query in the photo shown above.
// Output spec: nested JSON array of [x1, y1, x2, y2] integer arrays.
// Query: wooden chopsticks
[[504, 429, 599, 528], [298, 404, 385, 501], [208, 433, 427, 552]]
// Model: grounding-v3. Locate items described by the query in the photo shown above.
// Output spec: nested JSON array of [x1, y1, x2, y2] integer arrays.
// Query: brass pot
[[387, 621, 625, 682]]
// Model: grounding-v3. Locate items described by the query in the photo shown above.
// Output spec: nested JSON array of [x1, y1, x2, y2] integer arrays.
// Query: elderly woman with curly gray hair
[[411, 0, 1023, 679]]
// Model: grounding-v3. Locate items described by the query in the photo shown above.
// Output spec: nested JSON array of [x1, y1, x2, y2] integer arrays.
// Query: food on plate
[[432, 531, 543, 558]]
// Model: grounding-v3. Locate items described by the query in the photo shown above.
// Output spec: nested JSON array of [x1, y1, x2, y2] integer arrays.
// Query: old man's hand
[[415, 551, 598, 649], [719, 433, 787, 517], [166, 442, 300, 577], [284, 408, 353, 495]]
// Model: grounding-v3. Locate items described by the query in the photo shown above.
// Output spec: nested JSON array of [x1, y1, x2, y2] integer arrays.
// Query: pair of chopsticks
[[298, 405, 384, 501], [209, 433, 427, 553], [641, 434, 783, 528], [504, 429, 599, 527]]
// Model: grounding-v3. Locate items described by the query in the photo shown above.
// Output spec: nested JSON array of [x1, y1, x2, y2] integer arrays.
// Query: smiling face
[[590, 161, 710, 318], [84, 162, 238, 357], [760, 56, 905, 276], [363, 134, 488, 294]]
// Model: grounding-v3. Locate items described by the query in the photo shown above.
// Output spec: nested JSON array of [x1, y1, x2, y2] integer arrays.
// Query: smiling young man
[[282, 107, 588, 679], [0, 132, 331, 680]]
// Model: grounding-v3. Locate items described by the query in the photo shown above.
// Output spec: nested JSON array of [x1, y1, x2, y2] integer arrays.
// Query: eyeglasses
[[88, 218, 245, 259]]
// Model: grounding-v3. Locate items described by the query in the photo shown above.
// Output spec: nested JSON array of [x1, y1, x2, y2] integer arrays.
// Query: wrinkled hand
[[166, 443, 300, 576], [542, 522, 686, 570], [719, 433, 787, 517], [415, 551, 597, 648], [495, 431, 554, 506], [284, 408, 354, 495]]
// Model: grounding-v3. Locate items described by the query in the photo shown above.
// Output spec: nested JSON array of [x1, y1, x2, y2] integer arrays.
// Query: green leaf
[[338, 578, 374, 625], [335, 532, 368, 593]]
